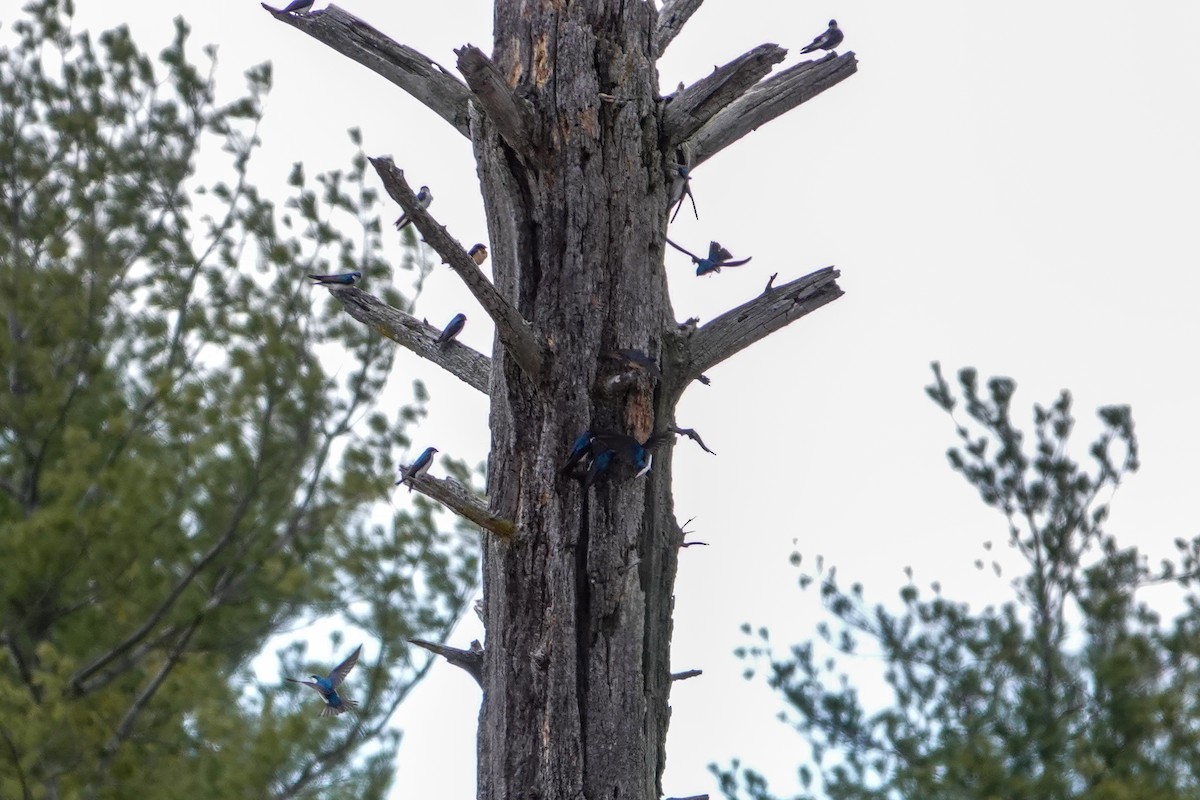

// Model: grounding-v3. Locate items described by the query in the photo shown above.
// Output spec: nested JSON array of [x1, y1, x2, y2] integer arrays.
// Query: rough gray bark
[[268, 3, 856, 799]]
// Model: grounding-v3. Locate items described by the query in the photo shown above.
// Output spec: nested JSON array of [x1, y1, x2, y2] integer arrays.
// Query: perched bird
[[435, 313, 467, 347], [469, 243, 489, 266], [394, 185, 433, 231], [279, 0, 315, 13], [288, 644, 362, 717], [307, 271, 362, 286], [560, 431, 596, 477], [666, 238, 752, 276], [800, 20, 844, 54], [602, 349, 663, 380], [396, 446, 438, 492]]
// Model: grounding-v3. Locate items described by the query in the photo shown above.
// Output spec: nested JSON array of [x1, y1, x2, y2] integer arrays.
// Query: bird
[[435, 313, 466, 347], [665, 238, 752, 276], [394, 185, 433, 231], [396, 446, 438, 492], [582, 448, 614, 489], [560, 431, 596, 477], [593, 431, 673, 478], [602, 349, 663, 380], [668, 156, 698, 222], [279, 0, 315, 13], [307, 271, 362, 286], [469, 243, 489, 266], [288, 644, 362, 717], [800, 20, 843, 54]]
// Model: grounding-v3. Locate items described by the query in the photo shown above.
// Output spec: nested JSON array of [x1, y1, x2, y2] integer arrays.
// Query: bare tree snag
[[654, 0, 706, 56], [326, 286, 490, 394], [369, 157, 546, 383], [270, 3, 856, 799], [662, 44, 788, 148], [692, 52, 858, 168], [261, 4, 472, 136]]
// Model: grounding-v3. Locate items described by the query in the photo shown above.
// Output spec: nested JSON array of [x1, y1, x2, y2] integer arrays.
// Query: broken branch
[[326, 286, 489, 394], [654, 0, 705, 56], [685, 266, 843, 379], [408, 638, 483, 687], [662, 44, 787, 148], [670, 669, 703, 681], [370, 157, 547, 383], [669, 426, 716, 455], [261, 4, 472, 136], [691, 52, 857, 169], [455, 45, 543, 165], [400, 474, 516, 539]]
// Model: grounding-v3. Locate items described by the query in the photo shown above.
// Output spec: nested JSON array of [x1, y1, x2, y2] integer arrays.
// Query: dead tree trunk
[[265, 2, 855, 798]]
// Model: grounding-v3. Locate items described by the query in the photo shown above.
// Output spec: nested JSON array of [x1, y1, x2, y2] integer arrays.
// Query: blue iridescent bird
[[279, 0, 315, 12], [582, 448, 614, 489], [469, 243, 489, 266], [594, 431, 673, 478], [800, 20, 844, 54], [666, 238, 752, 276], [435, 313, 467, 347], [307, 271, 362, 286], [396, 446, 438, 492], [288, 644, 362, 717], [560, 431, 595, 477], [394, 185, 433, 231]]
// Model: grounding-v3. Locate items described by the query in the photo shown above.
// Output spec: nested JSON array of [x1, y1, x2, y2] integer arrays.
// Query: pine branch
[[654, 0, 705, 56], [325, 286, 490, 394], [684, 266, 843, 379], [402, 473, 516, 539], [662, 44, 787, 148], [691, 52, 857, 169], [370, 157, 547, 383], [455, 45, 544, 166], [408, 638, 484, 687], [261, 4, 472, 136]]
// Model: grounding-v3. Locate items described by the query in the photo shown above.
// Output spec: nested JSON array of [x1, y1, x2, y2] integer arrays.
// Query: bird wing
[[720, 256, 753, 268], [307, 273, 340, 281], [707, 242, 733, 262], [287, 677, 323, 694], [593, 432, 644, 463], [666, 238, 699, 261], [328, 644, 362, 687], [394, 215, 411, 230]]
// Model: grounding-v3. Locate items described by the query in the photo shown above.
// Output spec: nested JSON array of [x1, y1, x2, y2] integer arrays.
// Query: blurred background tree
[[718, 364, 1200, 800], [0, 1, 477, 797]]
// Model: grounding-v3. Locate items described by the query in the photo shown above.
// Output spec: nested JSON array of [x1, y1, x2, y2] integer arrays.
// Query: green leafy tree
[[0, 2, 476, 798], [719, 363, 1200, 800]]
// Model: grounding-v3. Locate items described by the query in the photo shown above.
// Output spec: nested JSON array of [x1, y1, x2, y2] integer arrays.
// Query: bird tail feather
[[321, 699, 359, 717]]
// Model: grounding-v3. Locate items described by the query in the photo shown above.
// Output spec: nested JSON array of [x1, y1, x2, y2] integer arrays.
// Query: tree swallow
[[279, 0, 315, 13], [668, 156, 698, 222], [395, 185, 433, 231], [560, 431, 596, 477], [800, 20, 843, 54], [307, 271, 362, 286], [288, 644, 362, 717], [666, 238, 752, 276], [435, 313, 466, 347], [582, 449, 614, 489], [593, 431, 672, 478], [397, 446, 438, 492], [469, 244, 489, 266]]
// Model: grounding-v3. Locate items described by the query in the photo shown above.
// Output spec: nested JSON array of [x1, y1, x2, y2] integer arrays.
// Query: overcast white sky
[[11, 0, 1200, 797]]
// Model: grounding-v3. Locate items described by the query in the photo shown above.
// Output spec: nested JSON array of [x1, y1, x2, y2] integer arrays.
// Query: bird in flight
[[288, 644, 362, 717], [666, 238, 752, 276]]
